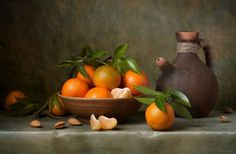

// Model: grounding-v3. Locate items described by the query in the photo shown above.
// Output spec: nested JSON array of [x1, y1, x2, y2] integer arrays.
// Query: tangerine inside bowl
[[57, 93, 142, 123]]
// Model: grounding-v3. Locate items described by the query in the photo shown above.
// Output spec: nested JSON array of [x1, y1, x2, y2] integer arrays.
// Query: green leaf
[[15, 97, 40, 105], [48, 95, 54, 113], [113, 43, 128, 66], [135, 97, 155, 105], [169, 102, 192, 120], [134, 86, 165, 96], [82, 44, 93, 57], [116, 57, 129, 74], [114, 43, 128, 59], [169, 90, 191, 107], [155, 96, 165, 112], [90, 50, 108, 59], [126, 57, 141, 74], [57, 61, 74, 67], [77, 65, 89, 78], [19, 104, 36, 116]]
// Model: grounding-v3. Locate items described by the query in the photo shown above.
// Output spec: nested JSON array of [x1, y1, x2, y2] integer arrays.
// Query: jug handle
[[200, 39, 214, 70]]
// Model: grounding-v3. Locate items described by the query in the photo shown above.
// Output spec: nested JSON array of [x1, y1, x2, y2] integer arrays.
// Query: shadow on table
[[119, 112, 145, 125]]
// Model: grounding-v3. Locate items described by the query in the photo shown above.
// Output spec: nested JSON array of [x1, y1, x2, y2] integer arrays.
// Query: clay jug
[[156, 32, 218, 118]]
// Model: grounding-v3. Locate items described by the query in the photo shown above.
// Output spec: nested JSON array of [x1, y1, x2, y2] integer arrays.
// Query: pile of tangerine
[[61, 65, 148, 98]]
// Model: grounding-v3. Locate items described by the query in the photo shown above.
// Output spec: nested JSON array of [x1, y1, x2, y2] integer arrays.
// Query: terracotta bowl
[[57, 93, 142, 123]]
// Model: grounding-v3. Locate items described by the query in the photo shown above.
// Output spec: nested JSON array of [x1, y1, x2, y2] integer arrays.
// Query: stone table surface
[[0, 110, 235, 154]]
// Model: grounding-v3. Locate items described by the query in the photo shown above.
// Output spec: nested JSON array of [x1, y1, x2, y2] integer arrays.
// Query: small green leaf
[[48, 96, 53, 113], [169, 102, 192, 120], [169, 90, 191, 107], [116, 57, 130, 74], [155, 96, 165, 112], [113, 43, 128, 66], [77, 65, 89, 78], [90, 50, 108, 59], [19, 104, 36, 116], [15, 97, 40, 105], [57, 61, 74, 67], [114, 43, 128, 59], [134, 86, 165, 96], [82, 44, 93, 57], [135, 97, 155, 105], [126, 57, 141, 74]]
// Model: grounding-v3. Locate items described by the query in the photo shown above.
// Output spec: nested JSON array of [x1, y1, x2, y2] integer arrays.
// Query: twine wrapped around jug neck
[[176, 39, 208, 53]]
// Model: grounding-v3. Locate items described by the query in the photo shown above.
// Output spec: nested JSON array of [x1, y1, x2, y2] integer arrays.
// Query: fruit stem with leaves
[[57, 43, 142, 79], [112, 43, 141, 75], [135, 86, 192, 120]]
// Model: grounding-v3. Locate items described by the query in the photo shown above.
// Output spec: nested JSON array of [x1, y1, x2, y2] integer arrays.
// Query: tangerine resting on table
[[92, 65, 121, 90], [85, 87, 112, 98], [61, 78, 89, 97], [5, 90, 26, 110], [145, 102, 175, 131]]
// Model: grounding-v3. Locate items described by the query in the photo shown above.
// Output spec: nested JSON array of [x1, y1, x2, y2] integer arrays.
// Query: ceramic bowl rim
[[57, 92, 141, 102]]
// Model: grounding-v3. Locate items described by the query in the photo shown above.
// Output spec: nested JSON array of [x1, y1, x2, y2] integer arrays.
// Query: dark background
[[0, 0, 235, 109]]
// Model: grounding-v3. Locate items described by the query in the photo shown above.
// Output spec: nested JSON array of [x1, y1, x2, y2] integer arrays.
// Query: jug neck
[[176, 42, 200, 54]]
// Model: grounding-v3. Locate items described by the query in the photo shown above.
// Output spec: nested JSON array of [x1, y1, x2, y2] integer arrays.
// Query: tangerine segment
[[145, 103, 175, 131], [93, 65, 121, 90], [85, 87, 112, 98], [77, 65, 95, 86], [62, 78, 89, 97], [123, 70, 149, 95]]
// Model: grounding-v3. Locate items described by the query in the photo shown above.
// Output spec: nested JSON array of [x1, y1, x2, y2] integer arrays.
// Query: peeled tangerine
[[90, 114, 117, 131], [111, 87, 133, 98], [98, 116, 117, 130], [90, 114, 102, 131]]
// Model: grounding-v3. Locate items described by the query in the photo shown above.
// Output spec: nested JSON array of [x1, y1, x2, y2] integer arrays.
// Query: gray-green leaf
[[169, 90, 191, 107], [19, 104, 36, 116], [116, 57, 129, 74], [114, 43, 128, 59], [169, 102, 192, 120], [90, 50, 108, 59], [134, 86, 165, 96], [155, 96, 165, 112], [77, 65, 89, 78], [126, 57, 141, 74], [135, 97, 155, 105]]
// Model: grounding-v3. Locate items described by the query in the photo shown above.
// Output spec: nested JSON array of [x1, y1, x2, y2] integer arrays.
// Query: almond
[[30, 120, 42, 128], [219, 115, 231, 123], [67, 117, 82, 126], [54, 121, 66, 129]]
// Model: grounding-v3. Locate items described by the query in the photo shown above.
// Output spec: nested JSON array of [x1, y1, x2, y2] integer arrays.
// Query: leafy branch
[[112, 43, 141, 75], [57, 44, 109, 78], [8, 97, 42, 117], [135, 86, 192, 120]]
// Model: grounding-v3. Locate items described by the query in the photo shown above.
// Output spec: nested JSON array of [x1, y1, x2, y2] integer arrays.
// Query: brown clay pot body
[[156, 32, 218, 118]]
